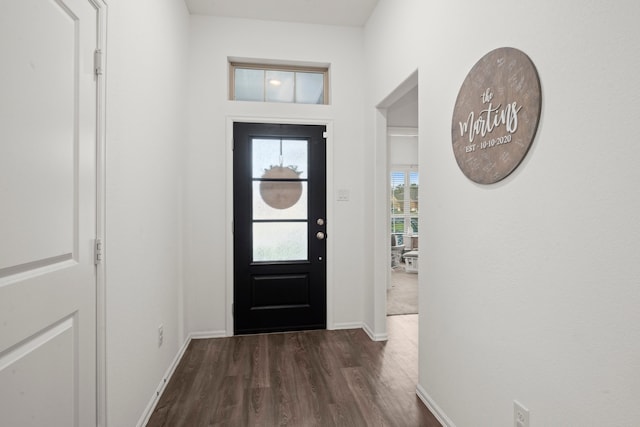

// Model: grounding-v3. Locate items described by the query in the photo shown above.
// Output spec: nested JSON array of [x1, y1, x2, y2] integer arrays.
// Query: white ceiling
[[185, 0, 380, 27]]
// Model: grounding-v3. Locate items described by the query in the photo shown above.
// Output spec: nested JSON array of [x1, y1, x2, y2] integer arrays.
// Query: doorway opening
[[386, 94, 419, 318], [374, 71, 419, 338], [388, 157, 419, 316]]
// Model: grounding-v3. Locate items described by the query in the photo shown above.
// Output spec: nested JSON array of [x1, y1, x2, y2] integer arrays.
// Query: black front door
[[233, 122, 326, 335]]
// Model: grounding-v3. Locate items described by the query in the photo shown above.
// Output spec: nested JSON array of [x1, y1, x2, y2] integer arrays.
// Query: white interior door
[[0, 0, 99, 425]]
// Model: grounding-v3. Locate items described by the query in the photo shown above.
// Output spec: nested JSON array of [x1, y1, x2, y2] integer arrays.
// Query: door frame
[[373, 71, 419, 339], [92, 1, 108, 426], [225, 117, 334, 336]]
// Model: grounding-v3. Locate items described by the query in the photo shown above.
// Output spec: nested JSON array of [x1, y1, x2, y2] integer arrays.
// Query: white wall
[[105, 0, 189, 425], [185, 16, 367, 335], [389, 133, 418, 166], [365, 1, 640, 426]]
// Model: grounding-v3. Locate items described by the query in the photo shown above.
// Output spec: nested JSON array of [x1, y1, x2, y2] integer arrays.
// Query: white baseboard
[[362, 322, 388, 342], [331, 321, 362, 330], [189, 330, 228, 339], [333, 321, 389, 342], [137, 337, 192, 427], [416, 384, 456, 427]]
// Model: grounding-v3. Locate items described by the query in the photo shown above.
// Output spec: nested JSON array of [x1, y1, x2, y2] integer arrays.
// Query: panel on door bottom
[[251, 274, 310, 309]]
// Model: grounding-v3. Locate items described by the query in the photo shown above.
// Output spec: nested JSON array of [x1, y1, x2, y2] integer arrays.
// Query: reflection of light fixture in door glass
[[260, 139, 303, 210], [268, 79, 282, 86]]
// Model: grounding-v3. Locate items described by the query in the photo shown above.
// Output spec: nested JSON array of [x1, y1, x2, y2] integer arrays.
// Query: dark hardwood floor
[[146, 315, 441, 426]]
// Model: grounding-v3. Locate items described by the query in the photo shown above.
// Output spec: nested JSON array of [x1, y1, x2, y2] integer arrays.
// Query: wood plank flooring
[[388, 268, 418, 315], [146, 315, 441, 426]]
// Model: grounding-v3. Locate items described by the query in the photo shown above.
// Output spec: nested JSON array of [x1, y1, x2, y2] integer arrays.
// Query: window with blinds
[[390, 169, 419, 246]]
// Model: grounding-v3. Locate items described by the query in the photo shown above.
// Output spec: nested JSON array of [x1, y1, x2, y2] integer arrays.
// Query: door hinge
[[322, 131, 328, 139], [94, 238, 103, 265], [94, 49, 104, 76], [232, 303, 234, 316]]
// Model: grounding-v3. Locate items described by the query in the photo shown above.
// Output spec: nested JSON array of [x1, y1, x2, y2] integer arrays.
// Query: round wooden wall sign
[[451, 47, 541, 184]]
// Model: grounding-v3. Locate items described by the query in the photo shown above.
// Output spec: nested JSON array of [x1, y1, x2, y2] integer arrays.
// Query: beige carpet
[[387, 267, 418, 315]]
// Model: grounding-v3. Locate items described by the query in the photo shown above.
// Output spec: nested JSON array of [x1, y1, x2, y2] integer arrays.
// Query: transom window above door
[[229, 61, 329, 105]]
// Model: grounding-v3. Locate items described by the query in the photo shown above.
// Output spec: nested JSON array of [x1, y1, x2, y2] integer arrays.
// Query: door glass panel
[[296, 72, 324, 104], [265, 70, 294, 103], [253, 181, 307, 220], [251, 137, 309, 262], [234, 68, 264, 101], [252, 139, 308, 179], [253, 222, 308, 262]]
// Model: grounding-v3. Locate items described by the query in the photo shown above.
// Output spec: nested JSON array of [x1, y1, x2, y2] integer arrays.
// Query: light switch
[[337, 189, 350, 201]]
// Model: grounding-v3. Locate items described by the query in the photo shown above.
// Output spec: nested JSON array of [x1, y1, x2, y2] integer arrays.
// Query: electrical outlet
[[158, 325, 164, 347], [514, 400, 529, 427]]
